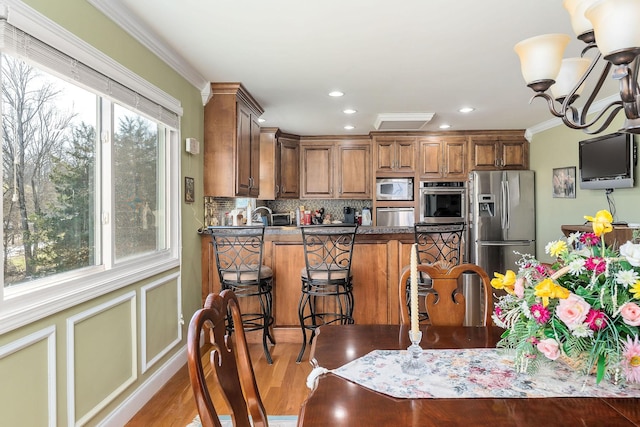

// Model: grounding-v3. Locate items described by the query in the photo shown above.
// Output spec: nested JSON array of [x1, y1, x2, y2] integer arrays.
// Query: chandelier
[[514, 0, 640, 134]]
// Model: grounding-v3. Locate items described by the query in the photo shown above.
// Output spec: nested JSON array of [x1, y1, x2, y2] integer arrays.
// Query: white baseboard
[[97, 344, 187, 427]]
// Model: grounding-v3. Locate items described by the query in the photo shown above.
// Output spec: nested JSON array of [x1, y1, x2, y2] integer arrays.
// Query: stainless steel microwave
[[376, 178, 413, 201]]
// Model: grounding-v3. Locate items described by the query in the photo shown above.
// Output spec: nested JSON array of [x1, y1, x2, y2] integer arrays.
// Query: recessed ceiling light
[[343, 109, 357, 114], [459, 107, 475, 113], [329, 91, 344, 97], [258, 118, 266, 123], [439, 124, 451, 129], [344, 125, 355, 130]]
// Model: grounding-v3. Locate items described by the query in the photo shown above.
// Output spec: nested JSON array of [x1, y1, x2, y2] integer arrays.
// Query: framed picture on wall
[[185, 177, 195, 203], [552, 166, 576, 199]]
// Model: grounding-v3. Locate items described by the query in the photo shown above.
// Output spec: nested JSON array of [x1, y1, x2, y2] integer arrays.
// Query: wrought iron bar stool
[[297, 224, 358, 362], [408, 222, 466, 323], [209, 226, 275, 364]]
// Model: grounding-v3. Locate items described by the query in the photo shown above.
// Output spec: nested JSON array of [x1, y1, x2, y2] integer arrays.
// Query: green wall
[[0, 0, 205, 425], [530, 114, 638, 263]]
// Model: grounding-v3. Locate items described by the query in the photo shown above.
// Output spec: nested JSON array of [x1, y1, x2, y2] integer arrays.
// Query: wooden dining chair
[[399, 261, 492, 327], [187, 290, 268, 427]]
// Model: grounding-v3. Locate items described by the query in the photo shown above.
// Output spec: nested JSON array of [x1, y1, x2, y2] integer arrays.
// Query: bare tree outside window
[[2, 55, 97, 285]]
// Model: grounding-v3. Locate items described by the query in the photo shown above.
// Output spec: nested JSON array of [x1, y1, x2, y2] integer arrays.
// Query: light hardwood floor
[[125, 342, 312, 427]]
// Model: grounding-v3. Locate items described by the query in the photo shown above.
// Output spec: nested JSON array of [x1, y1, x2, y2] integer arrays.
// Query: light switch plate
[[185, 137, 200, 154]]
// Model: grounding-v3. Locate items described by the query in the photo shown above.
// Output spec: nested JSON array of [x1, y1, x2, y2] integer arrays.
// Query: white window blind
[[0, 19, 180, 129]]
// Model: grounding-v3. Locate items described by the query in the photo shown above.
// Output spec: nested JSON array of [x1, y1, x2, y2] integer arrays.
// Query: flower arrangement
[[491, 210, 640, 384]]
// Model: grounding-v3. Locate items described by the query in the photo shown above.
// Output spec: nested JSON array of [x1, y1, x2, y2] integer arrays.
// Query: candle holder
[[401, 330, 427, 375]]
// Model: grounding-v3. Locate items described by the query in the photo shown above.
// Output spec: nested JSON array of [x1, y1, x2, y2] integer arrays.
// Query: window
[[2, 55, 99, 285], [0, 3, 182, 332]]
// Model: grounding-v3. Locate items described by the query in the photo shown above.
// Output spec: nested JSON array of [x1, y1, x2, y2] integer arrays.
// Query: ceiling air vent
[[374, 113, 435, 131]]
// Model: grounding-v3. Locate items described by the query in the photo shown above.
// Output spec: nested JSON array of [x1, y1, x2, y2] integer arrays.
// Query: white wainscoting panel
[[0, 326, 56, 426], [140, 272, 182, 372], [66, 291, 137, 427]]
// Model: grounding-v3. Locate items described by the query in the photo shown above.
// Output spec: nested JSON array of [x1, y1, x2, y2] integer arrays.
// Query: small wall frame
[[552, 167, 576, 199], [185, 177, 195, 203]]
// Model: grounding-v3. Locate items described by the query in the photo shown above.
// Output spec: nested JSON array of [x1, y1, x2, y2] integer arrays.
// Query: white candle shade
[[550, 57, 592, 99], [563, 0, 599, 38], [514, 34, 571, 84], [585, 0, 640, 59]]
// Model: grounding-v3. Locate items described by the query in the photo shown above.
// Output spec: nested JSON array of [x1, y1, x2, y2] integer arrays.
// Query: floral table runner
[[330, 348, 640, 399]]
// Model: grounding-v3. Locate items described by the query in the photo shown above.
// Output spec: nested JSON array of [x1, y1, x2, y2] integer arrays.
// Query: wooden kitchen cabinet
[[373, 136, 416, 175], [300, 141, 333, 199], [418, 136, 467, 180], [337, 141, 371, 199], [468, 132, 529, 171], [259, 128, 300, 200], [204, 82, 264, 197], [300, 137, 371, 199]]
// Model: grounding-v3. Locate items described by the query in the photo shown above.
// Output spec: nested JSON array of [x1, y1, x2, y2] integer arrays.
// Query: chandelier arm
[[578, 58, 612, 126], [560, 47, 602, 116], [617, 63, 640, 120], [573, 103, 625, 135], [531, 93, 564, 118]]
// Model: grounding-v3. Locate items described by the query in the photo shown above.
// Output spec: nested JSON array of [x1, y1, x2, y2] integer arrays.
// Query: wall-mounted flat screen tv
[[579, 132, 636, 190]]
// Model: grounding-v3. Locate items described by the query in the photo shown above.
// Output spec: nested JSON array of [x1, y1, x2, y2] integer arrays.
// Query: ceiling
[[87, 0, 619, 137]]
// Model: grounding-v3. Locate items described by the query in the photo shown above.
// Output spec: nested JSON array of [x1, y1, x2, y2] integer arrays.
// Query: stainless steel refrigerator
[[469, 170, 535, 286]]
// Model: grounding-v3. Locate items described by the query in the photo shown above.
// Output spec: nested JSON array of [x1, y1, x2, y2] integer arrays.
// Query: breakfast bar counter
[[200, 226, 416, 342]]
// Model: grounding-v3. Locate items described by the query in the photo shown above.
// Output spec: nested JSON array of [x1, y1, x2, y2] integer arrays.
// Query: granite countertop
[[199, 225, 414, 235]]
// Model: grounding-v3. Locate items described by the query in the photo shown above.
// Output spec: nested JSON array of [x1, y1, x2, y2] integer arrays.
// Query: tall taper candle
[[410, 243, 419, 341]]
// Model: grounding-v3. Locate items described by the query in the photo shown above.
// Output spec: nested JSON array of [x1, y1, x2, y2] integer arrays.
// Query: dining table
[[297, 324, 640, 427]]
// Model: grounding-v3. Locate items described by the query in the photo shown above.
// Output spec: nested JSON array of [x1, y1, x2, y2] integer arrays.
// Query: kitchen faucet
[[252, 206, 272, 226]]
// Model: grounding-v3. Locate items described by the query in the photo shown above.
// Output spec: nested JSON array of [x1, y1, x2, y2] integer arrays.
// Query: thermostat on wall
[[185, 137, 200, 154]]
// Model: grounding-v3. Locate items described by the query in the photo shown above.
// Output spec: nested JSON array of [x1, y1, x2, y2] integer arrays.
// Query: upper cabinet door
[[300, 143, 333, 199], [235, 102, 253, 195], [418, 138, 443, 179], [204, 83, 264, 197], [337, 142, 371, 199], [419, 136, 467, 180], [278, 137, 300, 198], [374, 137, 415, 175], [468, 133, 528, 171]]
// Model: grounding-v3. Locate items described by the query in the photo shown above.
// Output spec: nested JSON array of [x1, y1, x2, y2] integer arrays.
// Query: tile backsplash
[[203, 197, 372, 226]]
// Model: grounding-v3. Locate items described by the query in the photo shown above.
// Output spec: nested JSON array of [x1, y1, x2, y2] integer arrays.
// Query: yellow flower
[[534, 278, 570, 307], [491, 270, 517, 295], [583, 210, 613, 237], [546, 240, 568, 258], [630, 280, 640, 299]]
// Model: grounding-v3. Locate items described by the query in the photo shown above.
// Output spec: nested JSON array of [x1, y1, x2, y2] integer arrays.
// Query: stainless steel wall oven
[[419, 181, 467, 224]]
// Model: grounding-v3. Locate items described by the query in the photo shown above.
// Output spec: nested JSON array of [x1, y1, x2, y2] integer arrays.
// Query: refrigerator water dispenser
[[477, 194, 495, 217]]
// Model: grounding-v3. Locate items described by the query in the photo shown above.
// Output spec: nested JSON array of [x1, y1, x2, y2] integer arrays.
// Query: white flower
[[571, 323, 594, 338], [573, 247, 592, 258], [568, 258, 586, 275], [566, 232, 581, 246], [615, 269, 640, 287], [620, 241, 640, 267], [521, 300, 532, 319], [545, 240, 562, 256]]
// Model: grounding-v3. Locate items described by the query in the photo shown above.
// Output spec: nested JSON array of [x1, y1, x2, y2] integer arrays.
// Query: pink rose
[[555, 293, 590, 330], [514, 277, 525, 299], [620, 302, 640, 326], [537, 338, 560, 360]]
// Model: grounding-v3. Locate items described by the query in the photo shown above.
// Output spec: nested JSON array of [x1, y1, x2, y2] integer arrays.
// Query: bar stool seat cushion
[[301, 265, 350, 281], [221, 265, 273, 282]]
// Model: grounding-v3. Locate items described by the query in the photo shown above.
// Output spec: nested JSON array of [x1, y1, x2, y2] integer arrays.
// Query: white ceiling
[[87, 0, 619, 137]]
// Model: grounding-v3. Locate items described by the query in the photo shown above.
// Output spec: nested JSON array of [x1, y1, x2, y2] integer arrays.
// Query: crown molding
[[87, 0, 211, 104]]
